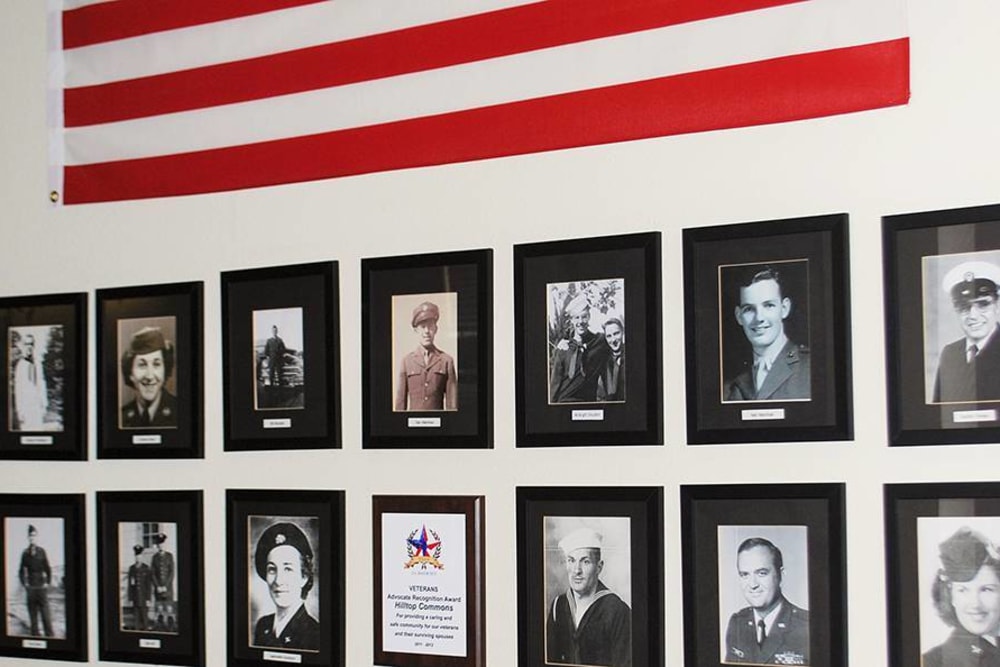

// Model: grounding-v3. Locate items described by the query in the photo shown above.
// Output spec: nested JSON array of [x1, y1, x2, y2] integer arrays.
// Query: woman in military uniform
[[252, 522, 320, 652], [923, 528, 1000, 667]]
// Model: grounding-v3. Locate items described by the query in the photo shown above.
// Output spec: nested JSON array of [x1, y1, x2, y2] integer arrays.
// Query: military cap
[[255, 522, 313, 580], [27, 524, 37, 535], [153, 533, 167, 545], [943, 261, 1000, 306], [133, 544, 144, 556], [128, 327, 168, 355], [566, 293, 590, 316], [558, 527, 603, 554], [938, 527, 997, 582], [411, 302, 440, 328]]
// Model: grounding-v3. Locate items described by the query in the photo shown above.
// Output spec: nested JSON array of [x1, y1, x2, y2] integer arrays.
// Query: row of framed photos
[[3, 202, 1000, 460], [4, 483, 998, 667]]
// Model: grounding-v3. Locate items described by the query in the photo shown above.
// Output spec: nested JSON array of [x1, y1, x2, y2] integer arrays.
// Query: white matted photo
[[7, 325, 64, 433], [391, 292, 459, 412], [4, 517, 65, 639], [117, 521, 178, 635], [117, 316, 178, 430], [252, 307, 305, 411]]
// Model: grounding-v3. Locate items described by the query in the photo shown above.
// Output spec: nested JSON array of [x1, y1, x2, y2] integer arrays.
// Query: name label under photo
[[571, 410, 604, 421], [20, 436, 53, 445], [22, 639, 46, 649], [263, 418, 292, 429], [953, 409, 998, 423], [132, 435, 162, 444], [138, 638, 161, 649], [408, 417, 441, 428], [263, 651, 302, 663], [741, 408, 786, 421]]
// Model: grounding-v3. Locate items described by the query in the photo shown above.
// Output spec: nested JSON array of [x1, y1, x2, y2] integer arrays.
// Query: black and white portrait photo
[[719, 261, 811, 404], [921, 252, 1000, 405], [248, 515, 320, 653], [717, 525, 810, 666], [253, 308, 305, 411], [392, 293, 459, 412], [546, 279, 626, 405], [117, 521, 179, 634], [917, 517, 1000, 667], [7, 325, 64, 433], [4, 517, 65, 639], [543, 516, 631, 667], [117, 316, 178, 430]]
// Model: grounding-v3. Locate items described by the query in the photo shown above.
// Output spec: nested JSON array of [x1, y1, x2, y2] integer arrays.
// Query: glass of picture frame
[[883, 202, 1000, 445], [0, 293, 87, 460], [221, 262, 341, 451], [683, 214, 853, 444]]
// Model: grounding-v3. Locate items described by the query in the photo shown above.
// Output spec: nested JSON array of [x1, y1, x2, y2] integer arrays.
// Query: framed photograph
[[0, 293, 87, 460], [883, 203, 1000, 445], [97, 490, 203, 666], [96, 282, 203, 459], [516, 486, 664, 667], [680, 484, 846, 667], [362, 249, 492, 448], [221, 262, 341, 451], [0, 494, 86, 662], [373, 495, 485, 667], [682, 214, 852, 444], [226, 490, 345, 667], [513, 233, 662, 446], [884, 482, 1000, 667]]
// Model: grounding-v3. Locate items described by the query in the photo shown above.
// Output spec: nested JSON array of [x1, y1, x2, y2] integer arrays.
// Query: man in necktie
[[11, 332, 48, 431], [724, 537, 809, 665], [596, 318, 626, 402], [724, 266, 811, 402], [932, 260, 1000, 403], [549, 294, 611, 403], [394, 301, 458, 411], [18, 524, 53, 637]]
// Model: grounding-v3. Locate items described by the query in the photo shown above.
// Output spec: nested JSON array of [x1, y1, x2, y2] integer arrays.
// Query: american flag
[[53, 0, 908, 204]]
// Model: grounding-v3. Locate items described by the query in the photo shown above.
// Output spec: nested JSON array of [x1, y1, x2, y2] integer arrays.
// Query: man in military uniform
[[120, 326, 177, 428], [11, 333, 48, 431], [596, 318, 626, 402], [724, 537, 809, 665], [546, 527, 631, 667], [394, 301, 458, 411], [252, 521, 320, 652], [127, 544, 153, 631], [263, 325, 288, 387], [725, 266, 811, 402], [150, 533, 175, 625], [933, 261, 1000, 403], [18, 524, 53, 637], [549, 294, 610, 403]]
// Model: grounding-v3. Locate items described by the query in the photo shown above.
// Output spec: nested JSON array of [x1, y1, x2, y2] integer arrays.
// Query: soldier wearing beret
[[549, 294, 611, 403], [127, 544, 153, 631], [725, 266, 811, 402], [252, 522, 320, 652], [724, 537, 809, 665], [18, 524, 53, 637], [546, 527, 631, 667], [394, 301, 458, 412], [933, 261, 1000, 403], [923, 528, 1000, 667], [120, 326, 177, 428]]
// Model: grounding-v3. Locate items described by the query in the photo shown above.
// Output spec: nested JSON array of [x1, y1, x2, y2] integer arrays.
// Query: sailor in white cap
[[933, 260, 1000, 402], [549, 293, 611, 403], [546, 526, 631, 666]]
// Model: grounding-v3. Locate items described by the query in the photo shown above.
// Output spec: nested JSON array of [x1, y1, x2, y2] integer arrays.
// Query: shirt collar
[[753, 333, 789, 371]]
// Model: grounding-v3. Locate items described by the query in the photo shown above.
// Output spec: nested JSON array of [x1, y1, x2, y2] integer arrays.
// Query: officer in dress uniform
[[252, 522, 320, 652], [150, 532, 175, 625], [18, 524, 53, 637], [127, 544, 153, 631], [394, 301, 458, 411]]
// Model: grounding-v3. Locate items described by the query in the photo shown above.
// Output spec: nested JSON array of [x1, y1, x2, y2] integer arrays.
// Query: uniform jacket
[[597, 348, 626, 402], [19, 545, 51, 588], [253, 604, 320, 652], [121, 390, 178, 428], [546, 583, 631, 667], [395, 346, 457, 411], [726, 340, 811, 402], [151, 550, 175, 601], [128, 562, 153, 607], [549, 330, 610, 403], [933, 328, 1000, 403], [922, 627, 1000, 667], [725, 596, 809, 665]]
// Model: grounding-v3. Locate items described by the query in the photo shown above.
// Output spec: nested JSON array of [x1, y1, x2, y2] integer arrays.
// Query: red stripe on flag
[[63, 39, 909, 205], [64, 0, 804, 127], [62, 0, 326, 49]]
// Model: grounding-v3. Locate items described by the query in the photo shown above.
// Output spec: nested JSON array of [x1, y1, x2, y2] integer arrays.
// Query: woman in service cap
[[923, 527, 1000, 667], [252, 521, 319, 652], [120, 326, 177, 428]]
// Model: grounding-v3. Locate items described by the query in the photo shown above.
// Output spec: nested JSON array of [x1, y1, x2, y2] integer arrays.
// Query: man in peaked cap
[[120, 325, 177, 428], [127, 544, 153, 631], [549, 293, 611, 404], [546, 526, 631, 667], [252, 521, 320, 652], [18, 524, 53, 637], [150, 532, 175, 622], [394, 300, 458, 412], [933, 260, 1000, 403]]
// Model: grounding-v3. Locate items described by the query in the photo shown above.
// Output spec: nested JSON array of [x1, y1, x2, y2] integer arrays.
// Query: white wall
[[1, 1, 1000, 665]]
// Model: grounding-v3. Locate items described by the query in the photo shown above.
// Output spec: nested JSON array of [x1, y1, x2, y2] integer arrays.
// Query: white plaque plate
[[741, 408, 786, 421], [953, 409, 998, 423], [408, 418, 441, 428], [20, 436, 53, 445], [571, 410, 604, 421], [263, 418, 292, 429], [138, 638, 161, 649], [132, 435, 162, 444], [263, 651, 302, 663]]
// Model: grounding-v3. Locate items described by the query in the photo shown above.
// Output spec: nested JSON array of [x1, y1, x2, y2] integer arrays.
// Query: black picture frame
[[96, 282, 203, 459], [682, 214, 853, 444], [680, 483, 846, 667], [221, 262, 341, 451], [372, 495, 485, 667], [362, 249, 493, 449], [0, 494, 86, 662], [516, 486, 664, 667], [0, 292, 87, 460], [513, 233, 662, 447], [97, 490, 204, 666], [226, 489, 345, 667], [883, 203, 1000, 445], [884, 482, 1000, 667]]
